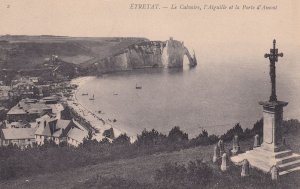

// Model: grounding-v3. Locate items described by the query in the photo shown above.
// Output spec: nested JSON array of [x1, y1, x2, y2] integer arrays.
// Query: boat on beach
[[89, 94, 95, 100], [136, 83, 142, 89], [82, 93, 88, 96]]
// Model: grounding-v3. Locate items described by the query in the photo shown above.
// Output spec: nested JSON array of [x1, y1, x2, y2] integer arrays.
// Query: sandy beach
[[67, 76, 133, 141]]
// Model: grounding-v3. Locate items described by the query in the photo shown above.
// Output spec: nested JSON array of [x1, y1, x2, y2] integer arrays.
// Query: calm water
[[77, 58, 300, 138]]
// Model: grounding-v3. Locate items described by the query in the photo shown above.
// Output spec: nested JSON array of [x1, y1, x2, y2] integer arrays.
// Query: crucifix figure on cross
[[264, 39, 283, 102]]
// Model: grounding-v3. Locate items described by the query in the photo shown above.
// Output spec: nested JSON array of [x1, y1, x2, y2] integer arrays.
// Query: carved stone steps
[[231, 148, 300, 175], [252, 147, 292, 158], [276, 153, 300, 165], [279, 166, 300, 176], [278, 159, 300, 172]]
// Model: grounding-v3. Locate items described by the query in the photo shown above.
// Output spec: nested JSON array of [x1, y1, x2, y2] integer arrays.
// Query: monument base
[[231, 147, 300, 176]]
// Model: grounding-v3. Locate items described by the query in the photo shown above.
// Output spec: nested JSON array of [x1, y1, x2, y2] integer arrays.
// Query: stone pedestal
[[231, 100, 300, 176], [259, 101, 288, 152]]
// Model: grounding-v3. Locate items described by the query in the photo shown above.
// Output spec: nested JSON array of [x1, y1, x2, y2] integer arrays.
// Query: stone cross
[[221, 153, 228, 171], [231, 135, 240, 155], [271, 166, 279, 181], [264, 39, 283, 102], [213, 145, 220, 163], [241, 159, 250, 177], [253, 134, 260, 148], [218, 139, 225, 156]]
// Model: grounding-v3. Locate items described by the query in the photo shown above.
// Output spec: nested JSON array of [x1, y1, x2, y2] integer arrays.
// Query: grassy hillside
[[1, 132, 300, 189], [0, 35, 148, 70]]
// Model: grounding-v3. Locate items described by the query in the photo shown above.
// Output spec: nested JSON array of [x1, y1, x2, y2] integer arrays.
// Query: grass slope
[[1, 134, 300, 189]]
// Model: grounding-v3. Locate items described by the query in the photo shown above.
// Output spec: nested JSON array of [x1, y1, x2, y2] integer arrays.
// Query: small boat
[[136, 84, 142, 89], [89, 94, 95, 100], [82, 93, 88, 96]]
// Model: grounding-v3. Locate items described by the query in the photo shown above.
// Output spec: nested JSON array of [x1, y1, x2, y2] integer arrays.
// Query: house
[[34, 115, 88, 147], [67, 125, 89, 147], [41, 96, 59, 104], [0, 128, 36, 148], [6, 98, 53, 123], [34, 115, 76, 146], [1, 112, 88, 148], [35, 117, 70, 145]]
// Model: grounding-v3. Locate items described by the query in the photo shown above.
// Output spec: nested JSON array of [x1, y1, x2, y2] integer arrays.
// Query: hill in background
[[0, 35, 148, 70]]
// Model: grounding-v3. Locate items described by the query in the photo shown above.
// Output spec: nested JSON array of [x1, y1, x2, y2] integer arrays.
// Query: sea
[[76, 50, 300, 138]]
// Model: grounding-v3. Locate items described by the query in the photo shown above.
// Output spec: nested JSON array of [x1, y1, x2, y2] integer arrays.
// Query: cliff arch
[[162, 38, 197, 68], [93, 37, 197, 73]]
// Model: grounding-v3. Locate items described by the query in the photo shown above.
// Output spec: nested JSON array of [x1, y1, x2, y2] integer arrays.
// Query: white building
[[0, 128, 36, 148], [34, 116, 88, 147], [67, 126, 89, 147]]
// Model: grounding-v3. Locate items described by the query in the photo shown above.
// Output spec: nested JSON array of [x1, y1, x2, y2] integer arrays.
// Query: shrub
[[113, 133, 131, 145], [251, 118, 263, 136], [220, 123, 244, 141], [168, 126, 188, 143], [135, 129, 167, 146], [282, 119, 300, 134]]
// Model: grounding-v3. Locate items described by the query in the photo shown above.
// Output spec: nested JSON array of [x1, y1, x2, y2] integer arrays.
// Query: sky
[[0, 0, 299, 67]]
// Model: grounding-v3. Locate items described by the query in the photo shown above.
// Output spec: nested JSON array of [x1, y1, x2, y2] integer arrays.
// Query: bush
[[135, 129, 167, 146], [251, 119, 263, 136], [220, 123, 244, 141], [168, 126, 188, 143], [282, 119, 300, 134], [113, 133, 131, 145], [189, 130, 219, 146]]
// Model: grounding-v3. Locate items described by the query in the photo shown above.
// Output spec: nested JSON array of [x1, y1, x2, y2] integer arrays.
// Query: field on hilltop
[[0, 35, 148, 69]]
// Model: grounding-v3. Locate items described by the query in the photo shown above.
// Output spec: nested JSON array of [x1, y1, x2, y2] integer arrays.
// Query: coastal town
[[0, 71, 119, 149]]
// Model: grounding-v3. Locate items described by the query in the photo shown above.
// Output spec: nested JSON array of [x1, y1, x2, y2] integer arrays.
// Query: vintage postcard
[[0, 0, 299, 188]]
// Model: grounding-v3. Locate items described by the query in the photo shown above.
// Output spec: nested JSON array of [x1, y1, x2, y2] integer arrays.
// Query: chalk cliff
[[92, 38, 197, 73]]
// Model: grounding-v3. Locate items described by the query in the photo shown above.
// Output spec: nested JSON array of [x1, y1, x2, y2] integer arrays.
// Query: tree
[[99, 137, 111, 145], [220, 123, 244, 141], [190, 130, 212, 146], [113, 133, 130, 145], [103, 128, 115, 139], [252, 119, 263, 136], [135, 129, 167, 146], [168, 126, 188, 143]]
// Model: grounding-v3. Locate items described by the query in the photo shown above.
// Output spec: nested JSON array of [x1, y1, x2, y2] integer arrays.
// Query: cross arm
[[277, 52, 283, 57]]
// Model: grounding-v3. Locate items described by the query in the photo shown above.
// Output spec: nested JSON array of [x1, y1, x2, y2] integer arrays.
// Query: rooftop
[[35, 118, 71, 137], [67, 127, 88, 142], [2, 128, 36, 140], [7, 99, 52, 115]]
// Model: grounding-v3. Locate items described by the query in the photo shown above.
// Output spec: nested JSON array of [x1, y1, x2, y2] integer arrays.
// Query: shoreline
[[68, 76, 135, 141]]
